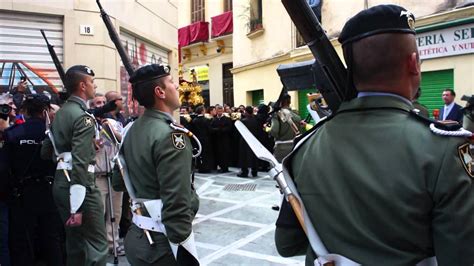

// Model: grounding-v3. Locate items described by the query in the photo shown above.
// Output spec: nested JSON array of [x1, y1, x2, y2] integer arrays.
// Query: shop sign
[[190, 65, 209, 81], [417, 23, 474, 60]]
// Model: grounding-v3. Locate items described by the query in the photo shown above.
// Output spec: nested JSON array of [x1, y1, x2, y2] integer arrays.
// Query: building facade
[[178, 0, 234, 106], [0, 0, 178, 115], [231, 0, 474, 117]]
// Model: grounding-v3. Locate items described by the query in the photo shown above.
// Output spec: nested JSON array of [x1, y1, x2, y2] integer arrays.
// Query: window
[[295, 1, 322, 48], [191, 0, 205, 23], [249, 0, 262, 32], [224, 0, 232, 12], [295, 28, 305, 48]]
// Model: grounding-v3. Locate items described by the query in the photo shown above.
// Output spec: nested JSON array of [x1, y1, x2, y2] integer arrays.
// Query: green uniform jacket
[[49, 96, 96, 186], [278, 95, 474, 265], [41, 95, 107, 266], [270, 108, 303, 141], [116, 109, 199, 244]]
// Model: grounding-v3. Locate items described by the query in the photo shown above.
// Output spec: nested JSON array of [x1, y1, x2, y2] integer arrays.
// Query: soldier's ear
[[154, 85, 165, 99], [408, 52, 420, 75]]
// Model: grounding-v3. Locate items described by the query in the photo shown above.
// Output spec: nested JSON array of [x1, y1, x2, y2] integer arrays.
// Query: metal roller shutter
[[419, 69, 454, 117], [0, 10, 63, 95]]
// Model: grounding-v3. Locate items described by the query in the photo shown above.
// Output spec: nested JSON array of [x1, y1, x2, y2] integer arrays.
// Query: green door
[[251, 89, 264, 106], [298, 88, 315, 123], [420, 69, 454, 118]]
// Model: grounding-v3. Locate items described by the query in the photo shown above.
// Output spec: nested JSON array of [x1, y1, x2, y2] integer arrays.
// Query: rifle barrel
[[281, 0, 353, 111], [96, 0, 135, 76], [40, 29, 66, 87]]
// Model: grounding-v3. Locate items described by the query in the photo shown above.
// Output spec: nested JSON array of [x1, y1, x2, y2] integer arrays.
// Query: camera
[[0, 104, 12, 120]]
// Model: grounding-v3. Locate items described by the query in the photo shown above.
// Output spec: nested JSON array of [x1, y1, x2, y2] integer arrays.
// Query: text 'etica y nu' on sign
[[417, 23, 474, 60]]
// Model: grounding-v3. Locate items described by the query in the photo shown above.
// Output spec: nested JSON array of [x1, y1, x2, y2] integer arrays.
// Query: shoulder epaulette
[[409, 110, 472, 137]]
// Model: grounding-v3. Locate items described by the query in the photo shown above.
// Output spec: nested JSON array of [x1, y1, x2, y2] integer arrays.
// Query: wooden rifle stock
[[281, 0, 354, 112]]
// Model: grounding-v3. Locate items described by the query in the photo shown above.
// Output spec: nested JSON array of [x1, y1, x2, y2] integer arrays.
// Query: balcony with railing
[[211, 11, 233, 39]]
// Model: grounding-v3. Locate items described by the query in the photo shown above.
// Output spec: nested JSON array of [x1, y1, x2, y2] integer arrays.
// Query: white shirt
[[443, 102, 455, 120]]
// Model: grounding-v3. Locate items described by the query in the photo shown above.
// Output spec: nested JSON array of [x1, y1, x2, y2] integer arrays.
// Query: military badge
[[400, 10, 415, 30], [458, 143, 474, 178], [84, 116, 94, 127], [85, 66, 93, 75], [407, 17, 415, 30], [171, 133, 186, 150]]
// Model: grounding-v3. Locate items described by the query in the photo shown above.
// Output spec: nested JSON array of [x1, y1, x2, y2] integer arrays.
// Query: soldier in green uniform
[[275, 5, 474, 265], [270, 93, 303, 163], [41, 65, 108, 266], [114, 64, 199, 265]]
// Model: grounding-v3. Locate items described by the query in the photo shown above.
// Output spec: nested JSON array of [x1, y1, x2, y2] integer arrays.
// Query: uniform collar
[[338, 93, 413, 113], [68, 95, 88, 110], [143, 108, 175, 122], [357, 91, 412, 105]]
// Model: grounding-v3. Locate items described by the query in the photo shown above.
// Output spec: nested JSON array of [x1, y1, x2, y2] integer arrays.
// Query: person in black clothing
[[0, 96, 11, 266], [210, 105, 233, 173], [191, 105, 214, 173], [256, 104, 274, 171], [4, 94, 64, 266], [238, 106, 260, 177]]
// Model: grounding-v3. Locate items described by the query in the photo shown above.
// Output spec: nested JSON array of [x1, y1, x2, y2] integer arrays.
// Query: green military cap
[[65, 65, 95, 77], [338, 4, 416, 46], [129, 64, 170, 85]]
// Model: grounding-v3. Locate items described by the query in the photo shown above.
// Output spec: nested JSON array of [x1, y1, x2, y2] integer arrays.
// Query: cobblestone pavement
[[108, 167, 305, 265]]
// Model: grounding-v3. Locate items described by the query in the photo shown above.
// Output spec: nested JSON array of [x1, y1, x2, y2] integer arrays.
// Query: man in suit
[[210, 105, 233, 173], [237, 106, 259, 177], [439, 88, 463, 122]]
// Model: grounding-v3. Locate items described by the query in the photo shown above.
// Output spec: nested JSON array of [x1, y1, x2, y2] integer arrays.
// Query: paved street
[[108, 168, 305, 265]]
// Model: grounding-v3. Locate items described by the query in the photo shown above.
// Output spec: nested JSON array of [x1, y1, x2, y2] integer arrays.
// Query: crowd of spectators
[[180, 103, 276, 177]]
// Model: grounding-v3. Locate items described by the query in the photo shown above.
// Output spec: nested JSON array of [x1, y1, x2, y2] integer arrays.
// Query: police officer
[[269, 93, 303, 163], [114, 64, 199, 265], [41, 65, 108, 265], [275, 5, 474, 265], [4, 94, 63, 266]]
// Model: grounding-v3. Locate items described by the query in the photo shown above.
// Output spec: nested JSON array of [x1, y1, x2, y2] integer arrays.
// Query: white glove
[[69, 184, 86, 214]]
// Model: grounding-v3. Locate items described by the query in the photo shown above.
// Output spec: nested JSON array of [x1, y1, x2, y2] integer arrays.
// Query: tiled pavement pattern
[[108, 167, 305, 265]]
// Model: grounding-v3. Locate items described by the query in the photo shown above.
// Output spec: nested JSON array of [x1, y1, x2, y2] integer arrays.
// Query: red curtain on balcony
[[178, 26, 191, 47], [211, 11, 233, 38], [189, 21, 209, 43], [178, 26, 191, 63]]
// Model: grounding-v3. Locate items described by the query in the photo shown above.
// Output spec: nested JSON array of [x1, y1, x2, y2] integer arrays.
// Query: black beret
[[23, 93, 51, 108], [65, 65, 95, 77], [129, 64, 170, 84], [338, 4, 416, 46]]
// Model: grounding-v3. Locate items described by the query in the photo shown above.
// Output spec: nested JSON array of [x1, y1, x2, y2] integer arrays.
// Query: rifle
[[281, 0, 355, 112], [96, 0, 135, 76], [40, 29, 69, 101], [266, 87, 287, 124]]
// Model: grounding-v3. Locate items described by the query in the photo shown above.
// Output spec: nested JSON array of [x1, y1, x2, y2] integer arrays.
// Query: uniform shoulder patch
[[84, 116, 94, 128], [171, 133, 186, 150], [458, 143, 474, 178]]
